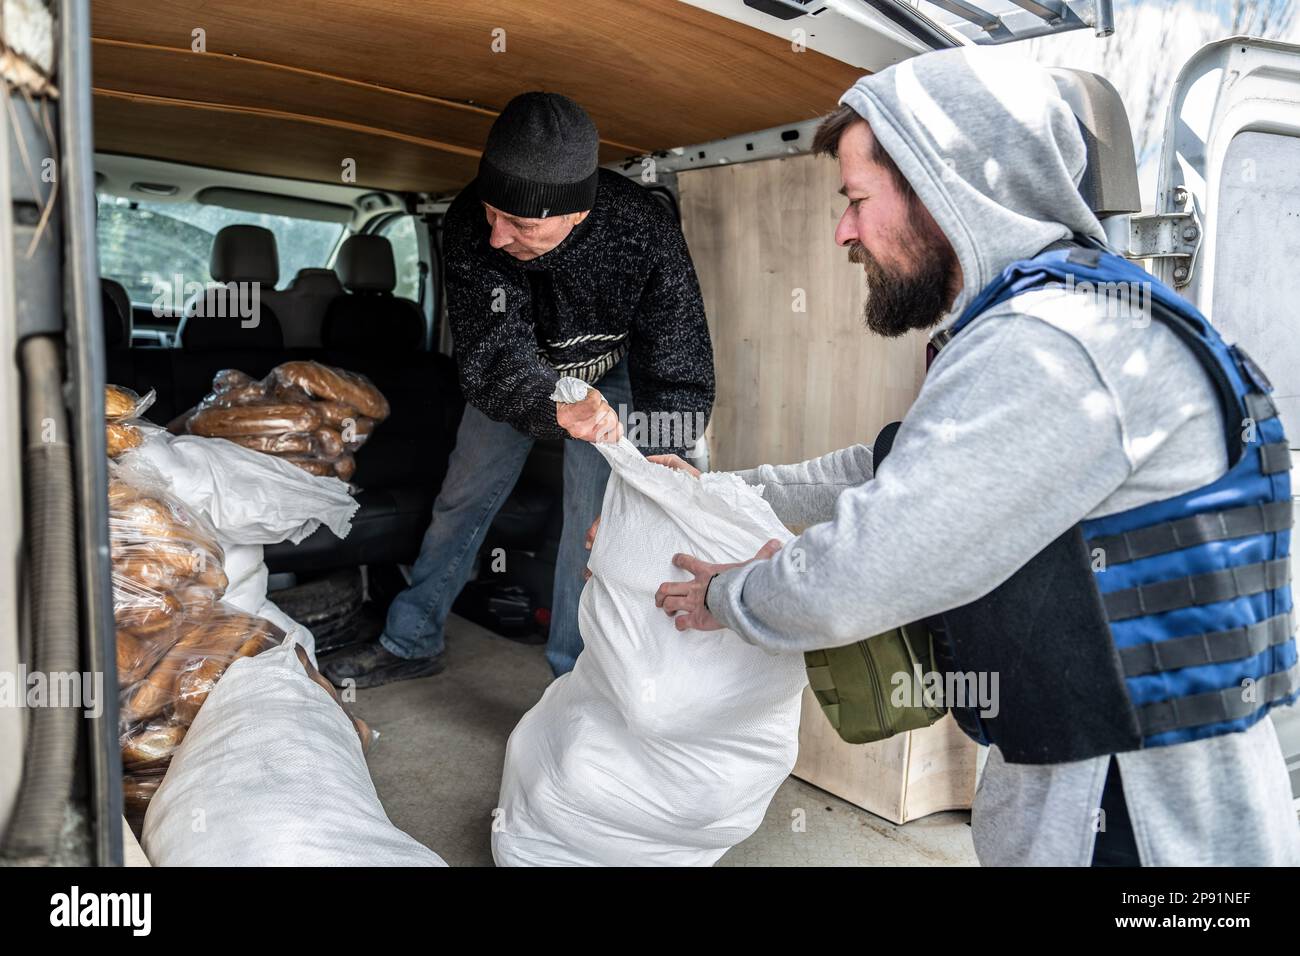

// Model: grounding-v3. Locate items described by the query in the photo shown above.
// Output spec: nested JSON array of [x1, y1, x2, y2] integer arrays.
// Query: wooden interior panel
[[90, 0, 864, 191], [678, 154, 978, 822], [93, 95, 477, 194], [678, 153, 928, 473]]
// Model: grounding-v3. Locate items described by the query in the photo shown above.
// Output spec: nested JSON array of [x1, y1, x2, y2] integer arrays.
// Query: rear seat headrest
[[101, 278, 131, 348], [289, 267, 345, 296], [336, 234, 396, 293], [210, 224, 280, 286]]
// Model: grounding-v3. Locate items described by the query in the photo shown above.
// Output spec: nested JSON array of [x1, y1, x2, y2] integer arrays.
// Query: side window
[[380, 215, 422, 303]]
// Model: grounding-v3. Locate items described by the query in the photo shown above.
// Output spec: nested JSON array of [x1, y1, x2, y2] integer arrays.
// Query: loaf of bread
[[272, 361, 390, 420], [173, 656, 227, 725], [120, 607, 284, 726], [116, 626, 176, 686], [122, 770, 163, 825], [121, 718, 187, 770], [187, 370, 272, 414], [105, 385, 143, 421], [313, 426, 344, 460], [182, 363, 386, 483], [294, 643, 374, 753], [107, 421, 144, 458], [226, 432, 315, 455], [314, 400, 361, 429], [187, 403, 321, 438], [342, 416, 375, 452], [212, 369, 256, 393], [114, 590, 183, 636]]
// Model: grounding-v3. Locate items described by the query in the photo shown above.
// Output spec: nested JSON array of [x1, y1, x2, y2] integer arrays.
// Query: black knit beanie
[[477, 92, 600, 219]]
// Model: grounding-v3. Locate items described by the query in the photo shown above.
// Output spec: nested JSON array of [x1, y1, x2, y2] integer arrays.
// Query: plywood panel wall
[[677, 153, 928, 473]]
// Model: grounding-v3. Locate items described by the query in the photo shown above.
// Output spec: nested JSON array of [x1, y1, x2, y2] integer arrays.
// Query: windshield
[[95, 195, 347, 306]]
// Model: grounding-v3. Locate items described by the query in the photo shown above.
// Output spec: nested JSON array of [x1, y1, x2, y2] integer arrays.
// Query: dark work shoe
[[319, 641, 446, 689]]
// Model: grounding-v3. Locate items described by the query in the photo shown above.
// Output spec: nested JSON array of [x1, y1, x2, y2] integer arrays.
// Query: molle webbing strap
[[1088, 500, 1293, 565], [1260, 442, 1293, 475], [1137, 661, 1300, 737], [1118, 611, 1295, 676], [1245, 391, 1278, 422], [1103, 557, 1291, 621]]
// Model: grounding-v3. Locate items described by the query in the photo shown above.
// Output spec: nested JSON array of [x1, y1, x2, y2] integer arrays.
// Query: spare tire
[[271, 568, 364, 630]]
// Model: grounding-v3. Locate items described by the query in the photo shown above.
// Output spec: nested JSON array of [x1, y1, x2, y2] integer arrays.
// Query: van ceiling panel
[[90, 0, 866, 193]]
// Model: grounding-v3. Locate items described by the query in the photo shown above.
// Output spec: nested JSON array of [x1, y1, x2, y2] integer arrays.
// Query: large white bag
[[143, 640, 446, 866], [493, 383, 808, 866], [124, 434, 359, 661]]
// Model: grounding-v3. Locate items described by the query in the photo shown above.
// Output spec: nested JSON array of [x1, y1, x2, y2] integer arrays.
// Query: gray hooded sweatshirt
[[706, 47, 1300, 866]]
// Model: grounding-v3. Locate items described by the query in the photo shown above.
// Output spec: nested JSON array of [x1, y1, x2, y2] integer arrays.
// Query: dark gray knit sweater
[[444, 169, 715, 456]]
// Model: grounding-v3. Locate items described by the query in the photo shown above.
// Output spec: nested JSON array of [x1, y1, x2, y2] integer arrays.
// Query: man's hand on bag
[[557, 388, 623, 443], [647, 454, 701, 479], [655, 539, 782, 632]]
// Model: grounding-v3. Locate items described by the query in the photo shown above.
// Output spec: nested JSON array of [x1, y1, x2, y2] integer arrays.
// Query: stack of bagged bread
[[183, 361, 389, 482], [110, 463, 285, 828], [105, 384, 158, 459]]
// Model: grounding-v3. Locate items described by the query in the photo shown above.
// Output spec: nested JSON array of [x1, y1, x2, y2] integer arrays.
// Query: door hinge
[[1126, 191, 1202, 288]]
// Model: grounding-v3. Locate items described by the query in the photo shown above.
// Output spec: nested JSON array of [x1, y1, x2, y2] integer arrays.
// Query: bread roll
[[342, 416, 375, 452], [122, 771, 163, 820], [105, 385, 142, 422], [203, 381, 268, 408], [211, 369, 256, 393], [272, 361, 389, 420], [119, 664, 179, 725], [174, 657, 227, 725], [334, 454, 356, 481], [116, 627, 172, 687], [191, 563, 229, 596], [313, 426, 344, 460], [314, 400, 361, 428], [292, 644, 372, 752], [113, 555, 183, 593], [114, 590, 182, 635], [121, 719, 187, 770], [107, 478, 141, 510], [272, 381, 314, 405], [107, 422, 143, 458], [187, 403, 321, 438]]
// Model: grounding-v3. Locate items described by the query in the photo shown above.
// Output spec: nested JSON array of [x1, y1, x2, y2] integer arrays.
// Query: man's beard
[[848, 222, 958, 338]]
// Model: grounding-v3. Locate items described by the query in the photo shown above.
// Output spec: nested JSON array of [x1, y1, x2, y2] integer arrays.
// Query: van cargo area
[[3, 0, 1300, 903]]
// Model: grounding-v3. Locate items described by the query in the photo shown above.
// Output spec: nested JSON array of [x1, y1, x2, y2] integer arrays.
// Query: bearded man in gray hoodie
[[643, 48, 1300, 866]]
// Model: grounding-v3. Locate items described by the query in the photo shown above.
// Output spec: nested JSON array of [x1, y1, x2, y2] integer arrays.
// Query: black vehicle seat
[[277, 267, 345, 347], [103, 276, 180, 414], [321, 235, 423, 351], [176, 224, 285, 349], [101, 278, 131, 347]]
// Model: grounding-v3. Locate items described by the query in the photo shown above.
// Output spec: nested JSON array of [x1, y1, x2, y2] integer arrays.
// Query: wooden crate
[[678, 153, 978, 824], [793, 690, 978, 824]]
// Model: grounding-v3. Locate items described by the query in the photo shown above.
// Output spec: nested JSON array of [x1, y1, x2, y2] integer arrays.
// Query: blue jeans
[[380, 361, 632, 676]]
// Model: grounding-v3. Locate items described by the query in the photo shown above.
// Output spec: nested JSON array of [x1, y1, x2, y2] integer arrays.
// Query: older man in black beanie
[[323, 91, 715, 686]]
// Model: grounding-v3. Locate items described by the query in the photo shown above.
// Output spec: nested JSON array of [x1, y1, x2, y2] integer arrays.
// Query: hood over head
[[838, 47, 1106, 332]]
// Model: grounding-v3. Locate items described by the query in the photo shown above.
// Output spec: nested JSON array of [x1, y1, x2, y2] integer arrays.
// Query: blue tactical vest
[[929, 239, 1297, 764]]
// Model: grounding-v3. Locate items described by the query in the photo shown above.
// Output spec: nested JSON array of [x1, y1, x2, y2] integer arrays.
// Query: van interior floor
[[356, 614, 980, 867]]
